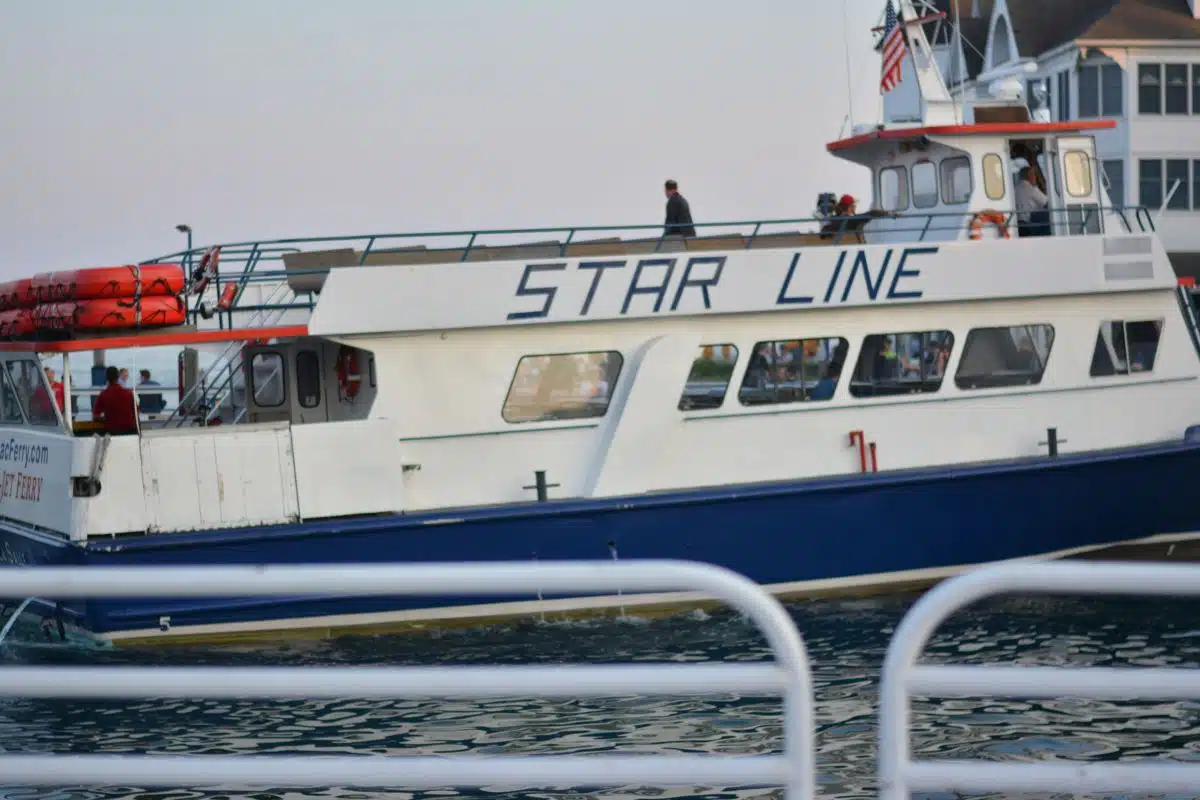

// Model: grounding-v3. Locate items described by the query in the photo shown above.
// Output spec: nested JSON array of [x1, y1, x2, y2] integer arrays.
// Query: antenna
[[841, 0, 856, 132], [952, 0, 963, 123]]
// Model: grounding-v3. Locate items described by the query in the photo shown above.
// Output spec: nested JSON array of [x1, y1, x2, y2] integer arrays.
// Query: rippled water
[[2, 591, 1200, 800]]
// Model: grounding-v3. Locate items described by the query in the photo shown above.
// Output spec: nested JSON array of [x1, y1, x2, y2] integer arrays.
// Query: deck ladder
[[0, 560, 815, 798], [878, 560, 1200, 799]]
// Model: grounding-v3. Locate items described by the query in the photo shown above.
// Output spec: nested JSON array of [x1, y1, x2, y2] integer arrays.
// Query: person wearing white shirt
[[1015, 166, 1050, 237]]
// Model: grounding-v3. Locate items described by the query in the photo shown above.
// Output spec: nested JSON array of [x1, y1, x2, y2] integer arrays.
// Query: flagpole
[[841, 0, 856, 131]]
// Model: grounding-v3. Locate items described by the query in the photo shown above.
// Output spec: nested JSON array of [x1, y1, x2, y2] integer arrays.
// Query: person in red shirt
[[92, 366, 138, 435], [43, 367, 64, 412]]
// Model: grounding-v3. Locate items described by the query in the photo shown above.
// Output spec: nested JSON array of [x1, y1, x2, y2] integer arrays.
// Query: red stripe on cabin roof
[[827, 120, 1118, 152], [0, 325, 309, 353]]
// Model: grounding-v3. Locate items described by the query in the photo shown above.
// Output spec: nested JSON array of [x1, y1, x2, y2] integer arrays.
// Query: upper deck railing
[[148, 204, 1159, 330]]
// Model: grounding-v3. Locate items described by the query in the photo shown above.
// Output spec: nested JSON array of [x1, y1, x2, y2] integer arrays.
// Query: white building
[[883, 0, 1200, 277]]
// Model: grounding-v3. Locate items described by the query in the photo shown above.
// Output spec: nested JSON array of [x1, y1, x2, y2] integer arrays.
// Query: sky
[[0, 0, 888, 276]]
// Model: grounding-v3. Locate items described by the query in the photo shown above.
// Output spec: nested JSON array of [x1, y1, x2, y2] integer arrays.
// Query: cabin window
[[1090, 320, 1163, 377], [4, 360, 58, 427], [0, 368, 25, 426], [502, 351, 622, 424], [1063, 151, 1094, 198], [911, 161, 938, 208], [295, 350, 321, 409], [879, 167, 909, 211], [738, 338, 848, 406], [954, 325, 1055, 390], [940, 157, 972, 205], [368, 355, 376, 388], [250, 352, 287, 408], [850, 331, 954, 398], [982, 154, 1006, 201], [679, 344, 739, 411]]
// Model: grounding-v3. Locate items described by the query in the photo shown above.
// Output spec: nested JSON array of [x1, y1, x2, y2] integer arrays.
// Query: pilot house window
[[679, 344, 739, 410], [5, 359, 59, 426], [955, 325, 1055, 389], [503, 351, 622, 423], [1064, 151, 1093, 198], [250, 352, 286, 408], [1090, 320, 1163, 377], [911, 162, 938, 208], [940, 157, 972, 205], [850, 331, 954, 398], [982, 154, 1006, 201], [296, 350, 321, 409], [738, 338, 848, 406]]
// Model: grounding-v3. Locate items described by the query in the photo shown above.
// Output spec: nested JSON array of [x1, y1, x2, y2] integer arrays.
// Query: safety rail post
[[0, 560, 815, 798], [878, 561, 1200, 800]]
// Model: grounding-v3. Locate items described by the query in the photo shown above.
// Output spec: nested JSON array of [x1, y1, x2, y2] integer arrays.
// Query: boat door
[[290, 345, 329, 424], [1054, 135, 1103, 236], [242, 345, 290, 424]]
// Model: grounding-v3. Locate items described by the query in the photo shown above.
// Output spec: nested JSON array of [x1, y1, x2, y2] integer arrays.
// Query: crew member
[[92, 366, 139, 435], [663, 179, 697, 238]]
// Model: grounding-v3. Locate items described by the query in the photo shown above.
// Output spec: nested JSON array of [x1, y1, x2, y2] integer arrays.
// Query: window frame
[[1164, 63, 1190, 115], [910, 160, 939, 209], [953, 324, 1056, 390], [1089, 319, 1164, 378], [939, 156, 973, 206], [249, 351, 287, 409], [1138, 63, 1163, 115], [4, 358, 61, 428], [982, 153, 1007, 201], [878, 166, 910, 212], [0, 366, 26, 427], [501, 350, 624, 425]]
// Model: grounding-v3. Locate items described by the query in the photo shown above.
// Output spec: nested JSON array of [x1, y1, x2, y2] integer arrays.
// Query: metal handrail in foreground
[[878, 561, 1200, 799], [0, 561, 815, 798]]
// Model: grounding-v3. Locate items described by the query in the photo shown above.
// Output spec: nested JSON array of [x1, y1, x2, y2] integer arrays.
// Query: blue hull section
[[5, 440, 1200, 636]]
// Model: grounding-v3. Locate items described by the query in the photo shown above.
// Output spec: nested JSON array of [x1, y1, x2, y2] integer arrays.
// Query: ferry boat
[[3, 0, 1200, 645]]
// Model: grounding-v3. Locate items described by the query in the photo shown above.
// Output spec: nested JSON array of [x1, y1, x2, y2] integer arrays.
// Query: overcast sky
[[0, 0, 887, 275]]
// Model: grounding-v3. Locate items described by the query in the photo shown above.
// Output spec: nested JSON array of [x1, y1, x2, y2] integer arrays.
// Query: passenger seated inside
[[819, 195, 897, 239], [93, 366, 139, 436], [1015, 167, 1050, 237]]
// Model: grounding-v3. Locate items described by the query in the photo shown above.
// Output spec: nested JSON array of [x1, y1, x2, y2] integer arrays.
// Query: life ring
[[190, 247, 222, 294], [336, 346, 361, 400], [968, 210, 1011, 241]]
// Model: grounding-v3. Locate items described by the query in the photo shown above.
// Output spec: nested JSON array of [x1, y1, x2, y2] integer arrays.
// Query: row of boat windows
[[500, 320, 1164, 423]]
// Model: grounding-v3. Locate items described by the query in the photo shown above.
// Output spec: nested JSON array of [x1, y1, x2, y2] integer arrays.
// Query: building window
[[911, 161, 938, 208], [1194, 160, 1200, 213], [738, 338, 848, 406], [295, 350, 321, 408], [1165, 64, 1190, 114], [1057, 71, 1071, 121], [1090, 320, 1163, 376], [879, 166, 909, 211], [250, 352, 286, 408], [1145, 159, 1195, 210], [940, 156, 972, 205], [982, 154, 1006, 200], [850, 331, 954, 398], [1101, 160, 1125, 206], [1078, 62, 1123, 118], [1138, 63, 1162, 114], [502, 351, 622, 424], [1167, 159, 1191, 209], [1193, 65, 1200, 117], [1140, 160, 1163, 208], [1063, 151, 1094, 198], [955, 325, 1054, 390], [679, 344, 739, 410]]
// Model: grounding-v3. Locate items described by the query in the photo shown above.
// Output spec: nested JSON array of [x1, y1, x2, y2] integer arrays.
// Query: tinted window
[[955, 325, 1054, 389], [911, 161, 938, 208], [1138, 63, 1162, 114], [250, 352, 286, 408], [738, 338, 848, 406], [850, 331, 954, 398], [296, 350, 321, 409], [1090, 320, 1163, 376], [940, 157, 972, 205], [503, 351, 622, 423], [679, 344, 739, 410], [5, 360, 58, 427]]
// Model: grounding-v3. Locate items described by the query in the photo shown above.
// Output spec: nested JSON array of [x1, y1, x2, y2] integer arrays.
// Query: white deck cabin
[[0, 0, 1195, 546]]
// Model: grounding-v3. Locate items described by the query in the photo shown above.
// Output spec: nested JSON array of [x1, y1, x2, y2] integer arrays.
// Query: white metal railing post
[[0, 560, 815, 798], [879, 561, 1200, 797]]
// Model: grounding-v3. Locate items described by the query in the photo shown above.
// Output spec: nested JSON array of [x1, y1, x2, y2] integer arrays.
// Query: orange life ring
[[968, 210, 1011, 241], [190, 247, 222, 294], [336, 346, 361, 400]]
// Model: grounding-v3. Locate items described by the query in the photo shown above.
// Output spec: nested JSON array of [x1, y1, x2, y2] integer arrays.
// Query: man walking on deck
[[663, 180, 696, 238]]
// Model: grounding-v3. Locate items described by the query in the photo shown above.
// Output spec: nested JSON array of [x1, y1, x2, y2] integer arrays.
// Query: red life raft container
[[36, 295, 187, 332], [0, 309, 35, 338], [0, 279, 36, 311], [33, 264, 185, 303]]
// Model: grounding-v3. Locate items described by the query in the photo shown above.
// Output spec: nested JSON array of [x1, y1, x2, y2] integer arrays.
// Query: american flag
[[879, 0, 906, 93]]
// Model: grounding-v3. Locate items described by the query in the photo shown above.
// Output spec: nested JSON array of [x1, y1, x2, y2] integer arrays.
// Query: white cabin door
[[291, 347, 329, 424], [1055, 135, 1103, 236]]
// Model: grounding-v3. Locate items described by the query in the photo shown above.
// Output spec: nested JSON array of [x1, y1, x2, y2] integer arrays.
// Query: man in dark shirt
[[92, 366, 138, 435], [663, 179, 697, 238]]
